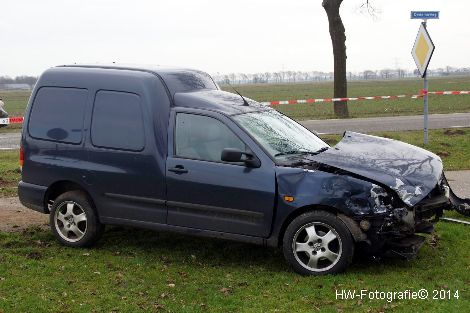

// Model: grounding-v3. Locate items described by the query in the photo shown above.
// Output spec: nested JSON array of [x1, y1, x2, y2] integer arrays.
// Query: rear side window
[[29, 87, 88, 143], [91, 90, 145, 151]]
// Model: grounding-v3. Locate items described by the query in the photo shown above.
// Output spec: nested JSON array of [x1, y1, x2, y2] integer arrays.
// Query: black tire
[[49, 191, 104, 247], [282, 210, 354, 275]]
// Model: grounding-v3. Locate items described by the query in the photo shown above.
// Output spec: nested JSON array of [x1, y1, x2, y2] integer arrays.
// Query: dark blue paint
[[166, 109, 275, 237], [19, 65, 456, 250], [174, 89, 266, 116], [310, 132, 443, 206]]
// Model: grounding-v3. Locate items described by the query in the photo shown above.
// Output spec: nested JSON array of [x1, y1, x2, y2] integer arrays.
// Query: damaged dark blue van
[[18, 65, 470, 275]]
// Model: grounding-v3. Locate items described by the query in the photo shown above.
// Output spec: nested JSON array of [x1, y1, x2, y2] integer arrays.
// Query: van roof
[[58, 63, 206, 74], [58, 64, 218, 95], [53, 64, 270, 116]]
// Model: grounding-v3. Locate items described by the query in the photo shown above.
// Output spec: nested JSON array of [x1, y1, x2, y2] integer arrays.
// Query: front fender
[[267, 167, 381, 246], [277, 166, 379, 213]]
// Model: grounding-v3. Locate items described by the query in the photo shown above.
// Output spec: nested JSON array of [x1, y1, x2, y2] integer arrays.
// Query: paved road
[[0, 132, 21, 150], [446, 170, 470, 199], [301, 112, 470, 134], [1, 113, 469, 149]]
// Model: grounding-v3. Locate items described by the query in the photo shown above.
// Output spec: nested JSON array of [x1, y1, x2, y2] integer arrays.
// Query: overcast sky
[[0, 0, 468, 77]]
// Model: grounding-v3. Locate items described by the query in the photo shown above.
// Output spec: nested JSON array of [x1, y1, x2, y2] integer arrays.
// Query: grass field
[[221, 76, 470, 120], [0, 217, 468, 312], [1, 76, 470, 123], [322, 128, 470, 171], [0, 150, 20, 198], [0, 127, 469, 311], [0, 90, 30, 117]]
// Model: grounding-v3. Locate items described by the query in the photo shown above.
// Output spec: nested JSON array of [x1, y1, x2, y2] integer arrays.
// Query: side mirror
[[221, 148, 243, 162], [221, 148, 261, 168]]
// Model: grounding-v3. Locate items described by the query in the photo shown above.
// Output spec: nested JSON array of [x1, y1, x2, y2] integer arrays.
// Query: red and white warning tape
[[1, 90, 469, 125], [260, 90, 470, 106], [0, 117, 24, 125], [427, 90, 470, 95]]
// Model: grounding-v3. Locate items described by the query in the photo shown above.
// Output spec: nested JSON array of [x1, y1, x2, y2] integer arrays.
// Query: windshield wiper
[[275, 150, 310, 157], [313, 147, 329, 154], [274, 147, 329, 157]]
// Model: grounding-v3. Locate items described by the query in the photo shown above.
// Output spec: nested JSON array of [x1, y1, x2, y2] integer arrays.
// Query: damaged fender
[[310, 131, 443, 206], [269, 166, 400, 246]]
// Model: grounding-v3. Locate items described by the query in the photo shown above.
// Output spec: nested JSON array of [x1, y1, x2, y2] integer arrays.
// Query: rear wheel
[[282, 211, 354, 275], [50, 191, 104, 247]]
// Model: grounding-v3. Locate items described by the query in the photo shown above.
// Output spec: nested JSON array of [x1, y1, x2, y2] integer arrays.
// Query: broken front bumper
[[354, 174, 469, 259]]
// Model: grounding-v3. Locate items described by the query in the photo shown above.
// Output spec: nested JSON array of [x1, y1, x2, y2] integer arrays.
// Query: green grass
[[0, 90, 30, 117], [1, 76, 470, 133], [321, 128, 470, 171], [0, 150, 20, 198], [1, 128, 469, 312], [0, 222, 468, 312], [220, 76, 470, 120], [0, 125, 22, 132]]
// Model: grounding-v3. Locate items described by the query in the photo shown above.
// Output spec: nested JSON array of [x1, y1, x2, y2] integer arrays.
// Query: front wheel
[[282, 211, 354, 275], [50, 191, 104, 247]]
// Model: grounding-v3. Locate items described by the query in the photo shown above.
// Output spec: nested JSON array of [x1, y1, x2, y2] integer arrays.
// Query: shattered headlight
[[370, 184, 393, 214], [345, 184, 394, 215]]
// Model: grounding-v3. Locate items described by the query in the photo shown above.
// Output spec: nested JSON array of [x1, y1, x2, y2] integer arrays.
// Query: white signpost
[[411, 11, 437, 145]]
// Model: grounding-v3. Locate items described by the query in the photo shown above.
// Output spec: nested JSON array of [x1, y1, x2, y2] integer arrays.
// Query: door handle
[[168, 165, 188, 174]]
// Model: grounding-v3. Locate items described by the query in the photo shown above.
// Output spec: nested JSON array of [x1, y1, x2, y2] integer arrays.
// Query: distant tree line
[[1, 66, 470, 90], [0, 75, 38, 89], [214, 66, 470, 85]]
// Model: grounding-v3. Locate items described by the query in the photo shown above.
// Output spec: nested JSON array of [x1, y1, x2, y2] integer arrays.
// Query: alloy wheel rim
[[54, 201, 87, 242], [292, 222, 342, 272]]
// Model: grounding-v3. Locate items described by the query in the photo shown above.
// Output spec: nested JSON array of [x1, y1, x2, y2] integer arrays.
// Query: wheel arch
[[274, 205, 338, 247], [272, 204, 365, 247], [44, 180, 96, 214]]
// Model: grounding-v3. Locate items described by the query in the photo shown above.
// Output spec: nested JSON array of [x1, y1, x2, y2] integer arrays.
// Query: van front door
[[165, 110, 275, 237]]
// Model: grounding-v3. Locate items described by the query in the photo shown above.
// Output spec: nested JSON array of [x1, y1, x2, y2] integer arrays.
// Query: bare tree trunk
[[322, 0, 349, 118]]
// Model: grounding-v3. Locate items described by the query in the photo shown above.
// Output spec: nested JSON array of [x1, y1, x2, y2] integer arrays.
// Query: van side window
[[29, 87, 88, 144], [91, 91, 145, 151], [175, 113, 245, 162]]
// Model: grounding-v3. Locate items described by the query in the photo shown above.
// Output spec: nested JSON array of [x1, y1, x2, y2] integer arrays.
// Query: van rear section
[[18, 66, 173, 215]]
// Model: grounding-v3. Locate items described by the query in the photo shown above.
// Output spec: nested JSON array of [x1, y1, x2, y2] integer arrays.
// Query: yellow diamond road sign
[[412, 23, 435, 77]]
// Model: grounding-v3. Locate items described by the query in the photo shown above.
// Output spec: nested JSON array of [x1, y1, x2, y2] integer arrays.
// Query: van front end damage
[[274, 131, 470, 260], [274, 167, 437, 259], [330, 174, 452, 259], [348, 176, 454, 259]]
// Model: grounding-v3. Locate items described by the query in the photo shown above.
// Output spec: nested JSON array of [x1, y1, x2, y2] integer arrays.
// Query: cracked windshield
[[235, 110, 329, 159]]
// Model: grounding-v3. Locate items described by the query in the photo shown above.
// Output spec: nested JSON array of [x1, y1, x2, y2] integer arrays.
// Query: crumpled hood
[[310, 131, 443, 206]]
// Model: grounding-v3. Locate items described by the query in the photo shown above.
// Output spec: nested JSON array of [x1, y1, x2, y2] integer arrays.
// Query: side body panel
[[84, 72, 170, 223], [20, 68, 169, 222], [165, 108, 277, 237]]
